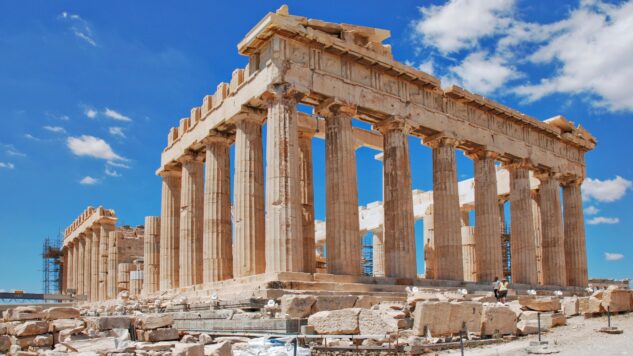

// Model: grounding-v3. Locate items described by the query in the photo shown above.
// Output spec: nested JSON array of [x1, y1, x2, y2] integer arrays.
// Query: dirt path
[[440, 312, 633, 355]]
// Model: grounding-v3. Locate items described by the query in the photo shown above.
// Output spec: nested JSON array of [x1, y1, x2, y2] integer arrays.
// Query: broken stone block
[[9, 333, 53, 349], [12, 321, 49, 337], [519, 311, 565, 329], [135, 314, 173, 330], [144, 328, 179, 342], [358, 309, 397, 335], [58, 326, 84, 342], [579, 296, 604, 315], [89, 316, 132, 330], [198, 333, 212, 345], [601, 287, 632, 312], [407, 292, 447, 309], [136, 341, 175, 351], [49, 319, 84, 333], [42, 307, 80, 320], [280, 295, 316, 318], [173, 343, 204, 356], [312, 295, 358, 312], [518, 296, 561, 312], [412, 301, 482, 337], [203, 341, 231, 356], [561, 297, 579, 317], [308, 308, 361, 335], [0, 335, 10, 353], [355, 295, 404, 309], [4, 307, 44, 321], [481, 304, 516, 336], [31, 334, 53, 347], [62, 337, 118, 353], [181, 334, 197, 343]]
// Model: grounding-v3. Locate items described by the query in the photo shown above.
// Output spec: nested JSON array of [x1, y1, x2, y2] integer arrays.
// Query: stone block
[[63, 337, 119, 353], [204, 341, 232, 356], [519, 311, 566, 329], [280, 295, 316, 318], [579, 296, 604, 315], [9, 333, 52, 349], [312, 295, 358, 312], [0, 335, 10, 353], [358, 309, 397, 335], [481, 304, 516, 336], [198, 333, 212, 345], [12, 321, 49, 337], [42, 307, 80, 320], [31, 334, 53, 347], [174, 343, 204, 356], [561, 297, 579, 317], [89, 316, 132, 330], [144, 328, 179, 342], [4, 306, 43, 321], [412, 301, 482, 337], [308, 308, 361, 335], [601, 287, 632, 312], [136, 314, 174, 330], [58, 326, 84, 341], [49, 319, 84, 333], [518, 296, 561, 312], [407, 292, 446, 308]]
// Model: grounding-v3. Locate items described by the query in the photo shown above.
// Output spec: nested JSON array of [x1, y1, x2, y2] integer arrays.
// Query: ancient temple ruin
[[60, 6, 596, 301]]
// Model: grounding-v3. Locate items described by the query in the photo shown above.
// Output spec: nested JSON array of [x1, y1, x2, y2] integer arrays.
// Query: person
[[493, 277, 501, 301], [499, 278, 509, 304]]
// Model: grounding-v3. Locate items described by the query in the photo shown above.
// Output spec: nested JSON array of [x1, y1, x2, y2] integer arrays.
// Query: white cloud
[[59, 12, 97, 47], [413, 0, 515, 53], [79, 176, 98, 185], [24, 133, 40, 141], [0, 162, 15, 169], [2, 144, 25, 157], [107, 160, 131, 169], [582, 176, 632, 202], [43, 125, 66, 133], [587, 216, 620, 225], [105, 167, 121, 177], [583, 205, 600, 215], [605, 252, 624, 261], [109, 126, 126, 138], [85, 108, 97, 119], [418, 59, 435, 75], [103, 108, 132, 122], [446, 51, 520, 94], [67, 135, 125, 161]]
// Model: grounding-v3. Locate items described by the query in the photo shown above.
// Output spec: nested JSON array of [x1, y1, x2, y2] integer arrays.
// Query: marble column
[[90, 226, 100, 301], [83, 232, 91, 298], [73, 241, 80, 294], [428, 136, 463, 281], [318, 100, 360, 276], [507, 162, 538, 285], [179, 152, 204, 286], [537, 172, 566, 286], [264, 85, 303, 273], [159, 169, 181, 290], [372, 229, 385, 277], [299, 129, 316, 273], [423, 207, 435, 279], [532, 192, 544, 285], [77, 237, 85, 296], [99, 224, 113, 300], [144, 216, 161, 294], [107, 231, 121, 299], [376, 118, 416, 279], [233, 115, 265, 277], [67, 242, 75, 292], [462, 226, 477, 282], [203, 134, 233, 282], [471, 150, 503, 283], [562, 177, 588, 287]]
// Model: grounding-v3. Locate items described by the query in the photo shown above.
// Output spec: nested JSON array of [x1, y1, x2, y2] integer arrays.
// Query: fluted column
[[144, 216, 161, 294], [264, 84, 303, 273], [318, 100, 360, 276], [99, 224, 113, 300], [470, 150, 503, 282], [423, 207, 435, 279], [90, 225, 100, 301], [532, 192, 543, 284], [507, 161, 538, 285], [83, 231, 91, 299], [77, 237, 85, 296], [67, 242, 74, 293], [159, 169, 181, 290], [376, 118, 416, 279], [203, 134, 233, 282], [179, 152, 204, 287], [372, 229, 385, 277], [427, 136, 463, 281], [537, 172, 566, 286], [233, 114, 265, 277], [299, 128, 316, 273], [73, 241, 80, 293], [107, 231, 121, 299], [562, 177, 588, 287]]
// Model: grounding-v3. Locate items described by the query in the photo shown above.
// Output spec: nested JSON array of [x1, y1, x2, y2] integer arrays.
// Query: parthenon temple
[[60, 6, 596, 302]]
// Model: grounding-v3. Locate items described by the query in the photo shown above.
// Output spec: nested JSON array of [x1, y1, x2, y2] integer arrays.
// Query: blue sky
[[1, 0, 632, 292]]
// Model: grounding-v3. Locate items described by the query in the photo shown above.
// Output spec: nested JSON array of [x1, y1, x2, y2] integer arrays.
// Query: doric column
[[99, 224, 114, 300], [317, 99, 361, 276], [77, 237, 85, 296], [90, 226, 100, 301], [462, 225, 477, 282], [299, 128, 316, 273], [470, 150, 503, 283], [536, 171, 566, 286], [73, 241, 80, 293], [144, 216, 161, 295], [263, 84, 303, 273], [159, 169, 181, 290], [427, 136, 463, 281], [179, 152, 204, 287], [83, 231, 91, 299], [62, 246, 69, 294], [375, 118, 416, 279], [203, 133, 233, 282], [507, 161, 538, 285], [67, 242, 74, 293], [562, 177, 588, 287], [531, 192, 543, 284], [372, 229, 385, 277], [233, 113, 266, 277], [423, 206, 435, 279], [107, 231, 121, 299]]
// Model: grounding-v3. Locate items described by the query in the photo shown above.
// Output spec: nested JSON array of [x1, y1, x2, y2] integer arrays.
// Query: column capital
[[534, 169, 562, 182], [373, 115, 412, 135], [201, 130, 233, 146], [178, 150, 204, 164], [234, 105, 266, 125], [158, 167, 182, 178], [465, 147, 499, 161], [262, 83, 305, 106], [423, 132, 459, 149], [560, 174, 584, 187], [315, 98, 357, 119], [502, 158, 534, 171]]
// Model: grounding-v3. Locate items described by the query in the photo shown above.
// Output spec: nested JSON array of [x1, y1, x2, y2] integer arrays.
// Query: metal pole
[[460, 329, 465, 356], [537, 312, 541, 342], [608, 306, 611, 328]]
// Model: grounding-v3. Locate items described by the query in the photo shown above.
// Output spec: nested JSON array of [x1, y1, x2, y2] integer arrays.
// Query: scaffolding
[[42, 233, 63, 294], [361, 234, 373, 276], [501, 224, 512, 282]]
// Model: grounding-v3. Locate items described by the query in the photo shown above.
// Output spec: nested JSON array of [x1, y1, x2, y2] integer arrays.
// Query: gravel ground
[[440, 312, 633, 355]]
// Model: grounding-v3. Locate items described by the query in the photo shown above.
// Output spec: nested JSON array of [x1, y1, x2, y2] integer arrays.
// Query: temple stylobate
[[147, 6, 596, 297]]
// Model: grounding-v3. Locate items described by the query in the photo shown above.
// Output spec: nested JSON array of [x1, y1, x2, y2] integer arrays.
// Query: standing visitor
[[493, 276, 501, 301], [499, 278, 509, 304]]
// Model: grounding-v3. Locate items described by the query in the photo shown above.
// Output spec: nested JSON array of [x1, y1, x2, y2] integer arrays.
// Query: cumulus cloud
[[605, 252, 624, 261], [445, 51, 520, 94], [582, 176, 632, 202], [67, 135, 125, 161], [0, 162, 15, 169], [587, 216, 620, 225], [85, 108, 97, 119], [79, 176, 98, 185], [59, 12, 97, 47], [109, 126, 126, 138], [103, 108, 132, 122], [24, 133, 40, 141], [583, 205, 600, 215], [43, 125, 66, 133]]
